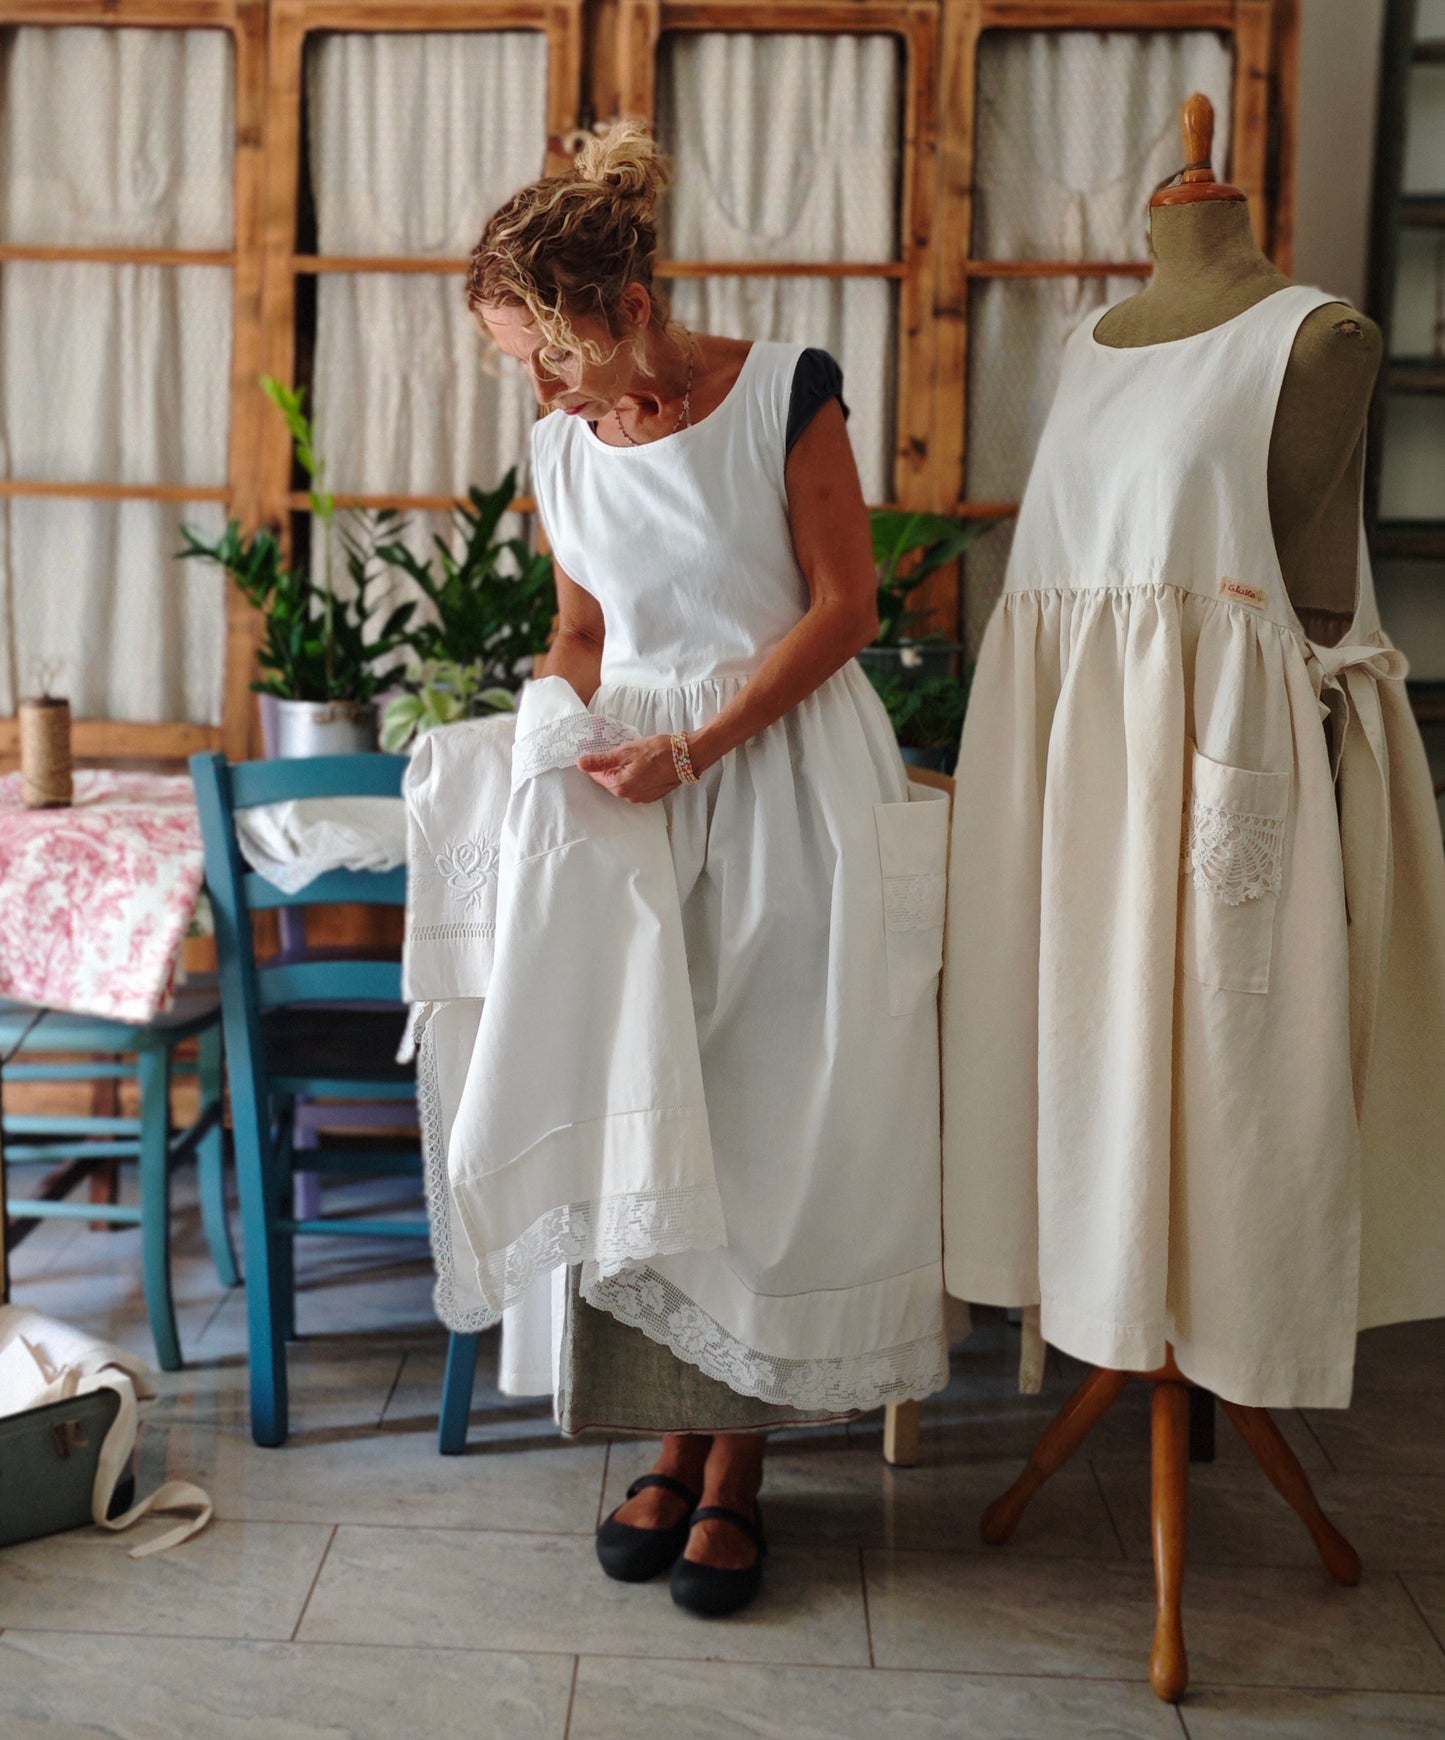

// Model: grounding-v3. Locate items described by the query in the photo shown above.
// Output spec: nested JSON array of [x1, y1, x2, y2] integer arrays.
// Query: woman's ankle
[[699, 1431, 766, 1511], [654, 1432, 712, 1491]]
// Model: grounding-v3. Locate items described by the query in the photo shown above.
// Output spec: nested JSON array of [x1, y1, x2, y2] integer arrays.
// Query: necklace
[[613, 330, 695, 446]]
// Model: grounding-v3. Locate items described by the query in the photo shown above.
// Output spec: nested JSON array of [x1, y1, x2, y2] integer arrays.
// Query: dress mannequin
[[977, 97, 1367, 1706]]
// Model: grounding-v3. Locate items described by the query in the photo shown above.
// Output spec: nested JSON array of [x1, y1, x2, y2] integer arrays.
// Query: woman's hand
[[576, 734, 684, 803]]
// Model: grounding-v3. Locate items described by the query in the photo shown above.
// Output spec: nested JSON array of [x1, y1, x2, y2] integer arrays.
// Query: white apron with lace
[[512, 342, 951, 1414], [942, 284, 1445, 1410], [420, 675, 727, 1335]]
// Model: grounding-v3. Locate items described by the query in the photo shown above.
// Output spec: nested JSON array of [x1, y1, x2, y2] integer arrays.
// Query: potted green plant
[[862, 508, 997, 682], [867, 667, 972, 774], [178, 378, 416, 756], [373, 469, 557, 753]]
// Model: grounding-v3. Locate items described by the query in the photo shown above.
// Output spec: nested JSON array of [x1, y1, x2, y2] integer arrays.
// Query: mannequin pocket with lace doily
[[1180, 746, 1291, 995]]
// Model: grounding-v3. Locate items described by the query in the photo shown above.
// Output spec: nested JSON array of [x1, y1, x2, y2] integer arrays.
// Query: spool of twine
[[19, 695, 73, 808]]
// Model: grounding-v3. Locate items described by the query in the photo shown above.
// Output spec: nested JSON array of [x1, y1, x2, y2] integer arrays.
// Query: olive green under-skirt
[[555, 1268, 858, 1438]]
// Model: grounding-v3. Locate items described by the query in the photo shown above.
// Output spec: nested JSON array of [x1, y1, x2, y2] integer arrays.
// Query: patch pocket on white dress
[[873, 785, 950, 1016], [1180, 747, 1290, 996]]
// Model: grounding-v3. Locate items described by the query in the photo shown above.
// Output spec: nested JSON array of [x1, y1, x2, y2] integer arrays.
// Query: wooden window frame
[[918, 0, 1299, 637], [613, 0, 942, 522], [0, 0, 1299, 748], [255, 0, 584, 744], [0, 0, 266, 763]]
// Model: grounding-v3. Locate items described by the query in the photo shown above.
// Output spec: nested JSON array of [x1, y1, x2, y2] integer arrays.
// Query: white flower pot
[[273, 698, 378, 758]]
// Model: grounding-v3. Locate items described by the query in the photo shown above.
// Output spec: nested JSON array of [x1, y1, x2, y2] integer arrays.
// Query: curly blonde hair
[[466, 118, 675, 374]]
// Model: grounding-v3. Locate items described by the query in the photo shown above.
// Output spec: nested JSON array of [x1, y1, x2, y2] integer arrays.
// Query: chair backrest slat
[[229, 754, 408, 809], [243, 867, 407, 912], [257, 959, 401, 1008]]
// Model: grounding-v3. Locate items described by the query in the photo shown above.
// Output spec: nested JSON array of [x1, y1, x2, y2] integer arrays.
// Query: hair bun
[[573, 118, 670, 207]]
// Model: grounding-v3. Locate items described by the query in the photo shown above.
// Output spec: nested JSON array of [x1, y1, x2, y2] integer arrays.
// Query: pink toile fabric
[[0, 771, 204, 1022]]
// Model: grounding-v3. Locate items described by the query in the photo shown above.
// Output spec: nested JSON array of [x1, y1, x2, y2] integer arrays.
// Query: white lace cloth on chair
[[236, 798, 408, 896]]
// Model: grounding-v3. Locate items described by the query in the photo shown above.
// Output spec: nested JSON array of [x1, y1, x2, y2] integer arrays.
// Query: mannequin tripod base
[[979, 1352, 1361, 1703]]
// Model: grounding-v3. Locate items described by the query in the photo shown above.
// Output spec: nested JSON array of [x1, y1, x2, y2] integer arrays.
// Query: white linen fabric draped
[[0, 27, 232, 720], [659, 32, 901, 503], [412, 678, 727, 1329], [963, 31, 1234, 652], [307, 30, 547, 606]]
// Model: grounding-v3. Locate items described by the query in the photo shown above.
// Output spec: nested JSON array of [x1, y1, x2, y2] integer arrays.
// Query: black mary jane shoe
[[595, 1473, 700, 1583], [670, 1501, 767, 1618]]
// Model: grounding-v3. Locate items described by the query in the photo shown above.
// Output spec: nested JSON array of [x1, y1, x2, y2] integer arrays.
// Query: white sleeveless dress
[[528, 339, 950, 1415], [942, 285, 1445, 1410]]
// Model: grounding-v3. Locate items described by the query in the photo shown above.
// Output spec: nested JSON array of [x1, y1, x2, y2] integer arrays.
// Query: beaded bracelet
[[670, 731, 700, 785]]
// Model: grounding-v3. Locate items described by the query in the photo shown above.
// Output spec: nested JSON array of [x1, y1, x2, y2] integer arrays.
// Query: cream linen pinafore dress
[[942, 284, 1445, 1410], [528, 339, 951, 1427]]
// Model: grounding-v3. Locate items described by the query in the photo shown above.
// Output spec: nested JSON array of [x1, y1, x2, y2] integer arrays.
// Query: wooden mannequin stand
[[979, 1349, 1361, 1701]]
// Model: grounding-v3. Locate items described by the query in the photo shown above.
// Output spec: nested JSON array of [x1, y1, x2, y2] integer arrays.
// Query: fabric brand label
[[1219, 577, 1268, 612]]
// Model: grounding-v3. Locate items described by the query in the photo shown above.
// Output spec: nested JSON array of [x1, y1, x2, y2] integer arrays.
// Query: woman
[[466, 120, 948, 1616]]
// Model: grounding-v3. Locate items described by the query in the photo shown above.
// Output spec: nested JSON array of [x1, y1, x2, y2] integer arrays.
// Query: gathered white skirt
[[579, 657, 951, 1414]]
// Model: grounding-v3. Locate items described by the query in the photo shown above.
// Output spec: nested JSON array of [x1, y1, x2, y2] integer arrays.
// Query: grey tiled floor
[[3, 1176, 1444, 1738]]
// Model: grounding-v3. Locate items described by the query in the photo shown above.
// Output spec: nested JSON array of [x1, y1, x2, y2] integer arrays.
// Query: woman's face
[[480, 297, 641, 420]]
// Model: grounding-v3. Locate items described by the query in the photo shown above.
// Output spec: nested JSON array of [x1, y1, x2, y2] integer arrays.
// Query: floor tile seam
[[1291, 1407, 1339, 1473], [5, 1218, 84, 1281], [289, 1523, 338, 1643], [860, 1542, 1445, 1575], [563, 1654, 1161, 1686], [9, 1627, 1439, 1696], [376, 1352, 408, 1427], [562, 1655, 580, 1740], [287, 1636, 872, 1669], [192, 1285, 242, 1347], [863, 1661, 1445, 1692], [860, 1545, 1164, 1566], [857, 1544, 876, 1669], [0, 1625, 581, 1660], [1398, 1570, 1445, 1661], [1182, 1682, 1445, 1698], [596, 1444, 611, 1532], [1086, 1457, 1130, 1558], [1089, 1460, 1445, 1492], [198, 1518, 603, 1537]]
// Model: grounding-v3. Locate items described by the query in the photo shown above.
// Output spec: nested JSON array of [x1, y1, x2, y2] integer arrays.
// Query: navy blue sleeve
[[786, 348, 850, 455]]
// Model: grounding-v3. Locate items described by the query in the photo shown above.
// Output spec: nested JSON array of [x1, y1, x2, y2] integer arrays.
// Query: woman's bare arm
[[578, 398, 877, 802], [538, 553, 606, 704]]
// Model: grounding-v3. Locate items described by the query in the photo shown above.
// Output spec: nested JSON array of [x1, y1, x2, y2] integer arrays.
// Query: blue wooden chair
[[1, 990, 237, 1370], [189, 751, 480, 1450]]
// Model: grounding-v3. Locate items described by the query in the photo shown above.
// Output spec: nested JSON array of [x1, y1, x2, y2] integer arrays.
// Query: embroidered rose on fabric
[[436, 837, 500, 911]]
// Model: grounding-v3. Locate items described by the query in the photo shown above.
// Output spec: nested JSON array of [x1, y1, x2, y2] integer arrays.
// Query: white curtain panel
[[972, 30, 1235, 261], [963, 30, 1235, 651], [0, 26, 233, 721], [659, 31, 902, 502], [308, 33, 547, 506]]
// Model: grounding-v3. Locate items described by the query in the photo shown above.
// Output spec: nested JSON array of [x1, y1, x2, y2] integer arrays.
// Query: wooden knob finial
[[1151, 93, 1246, 208]]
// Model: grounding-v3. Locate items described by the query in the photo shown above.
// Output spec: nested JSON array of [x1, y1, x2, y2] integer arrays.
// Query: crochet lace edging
[[418, 1014, 947, 1411], [511, 712, 641, 783], [416, 1009, 500, 1332], [1183, 795, 1285, 906], [584, 1265, 951, 1415], [418, 1010, 728, 1330]]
